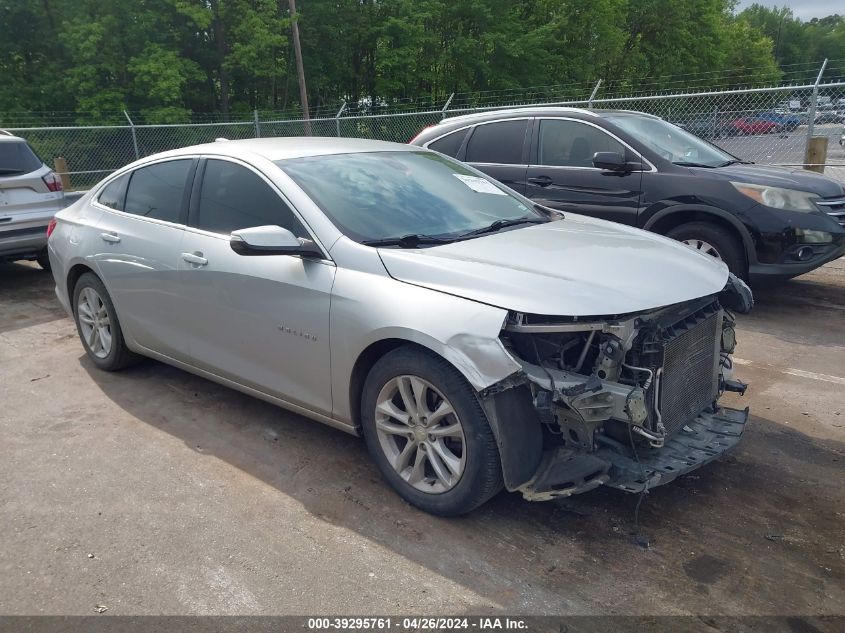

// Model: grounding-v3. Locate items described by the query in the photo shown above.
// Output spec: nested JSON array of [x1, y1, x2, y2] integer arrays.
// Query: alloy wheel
[[374, 375, 466, 494], [77, 287, 112, 359]]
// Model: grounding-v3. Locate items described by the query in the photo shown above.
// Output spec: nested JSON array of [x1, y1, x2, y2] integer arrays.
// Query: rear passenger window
[[196, 159, 306, 236], [97, 175, 127, 210], [124, 159, 192, 223], [465, 120, 528, 165], [427, 129, 468, 158]]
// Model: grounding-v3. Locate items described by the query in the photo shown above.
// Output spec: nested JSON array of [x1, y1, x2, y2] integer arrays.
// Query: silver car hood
[[377, 215, 729, 317]]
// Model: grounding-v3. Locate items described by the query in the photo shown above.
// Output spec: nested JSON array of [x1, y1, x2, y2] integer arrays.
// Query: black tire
[[361, 346, 504, 516], [72, 272, 140, 371], [666, 221, 746, 278], [36, 249, 51, 271]]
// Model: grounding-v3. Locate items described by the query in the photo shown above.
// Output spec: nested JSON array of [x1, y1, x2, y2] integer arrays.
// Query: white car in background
[[0, 131, 65, 269]]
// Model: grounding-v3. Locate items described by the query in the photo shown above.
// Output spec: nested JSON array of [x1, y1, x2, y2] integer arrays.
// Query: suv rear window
[[427, 129, 469, 158], [0, 140, 44, 176]]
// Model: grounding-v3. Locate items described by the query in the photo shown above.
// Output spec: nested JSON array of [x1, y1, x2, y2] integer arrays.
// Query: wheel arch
[[643, 206, 755, 265], [66, 262, 98, 303], [348, 336, 512, 432]]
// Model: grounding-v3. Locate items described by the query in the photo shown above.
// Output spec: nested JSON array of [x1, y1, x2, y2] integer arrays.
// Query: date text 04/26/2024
[[307, 617, 528, 630]]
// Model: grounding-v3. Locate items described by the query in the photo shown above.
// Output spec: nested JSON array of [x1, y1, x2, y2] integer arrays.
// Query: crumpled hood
[[692, 163, 845, 198], [378, 215, 729, 317]]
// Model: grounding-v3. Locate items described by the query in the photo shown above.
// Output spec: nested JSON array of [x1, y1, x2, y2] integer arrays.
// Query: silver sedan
[[48, 138, 751, 515]]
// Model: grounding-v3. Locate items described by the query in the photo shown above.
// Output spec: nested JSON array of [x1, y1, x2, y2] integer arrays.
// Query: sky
[[735, 0, 842, 20]]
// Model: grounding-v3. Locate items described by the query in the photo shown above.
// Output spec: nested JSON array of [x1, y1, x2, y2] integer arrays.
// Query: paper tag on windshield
[[453, 174, 506, 195]]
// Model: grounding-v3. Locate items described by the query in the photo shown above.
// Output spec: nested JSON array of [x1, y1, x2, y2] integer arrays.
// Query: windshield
[[605, 115, 734, 167], [276, 151, 542, 244]]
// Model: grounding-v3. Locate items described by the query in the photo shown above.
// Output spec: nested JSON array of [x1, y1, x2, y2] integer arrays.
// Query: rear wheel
[[36, 249, 51, 271], [361, 347, 503, 516], [666, 221, 746, 278], [72, 273, 140, 371]]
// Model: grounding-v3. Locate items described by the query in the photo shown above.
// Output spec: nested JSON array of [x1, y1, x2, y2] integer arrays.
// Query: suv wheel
[[36, 249, 51, 271], [361, 346, 504, 516], [666, 222, 746, 278], [72, 273, 140, 371]]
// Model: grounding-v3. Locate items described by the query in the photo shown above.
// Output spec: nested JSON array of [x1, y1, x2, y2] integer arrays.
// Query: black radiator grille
[[657, 310, 720, 437]]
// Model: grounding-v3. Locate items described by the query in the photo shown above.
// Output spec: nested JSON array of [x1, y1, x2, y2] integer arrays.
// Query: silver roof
[[163, 136, 417, 162]]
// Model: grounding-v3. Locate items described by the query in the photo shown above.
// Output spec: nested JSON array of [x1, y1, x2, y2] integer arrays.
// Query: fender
[[642, 203, 758, 263]]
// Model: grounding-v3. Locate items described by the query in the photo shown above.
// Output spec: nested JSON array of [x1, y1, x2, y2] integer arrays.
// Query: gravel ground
[[0, 258, 843, 618]]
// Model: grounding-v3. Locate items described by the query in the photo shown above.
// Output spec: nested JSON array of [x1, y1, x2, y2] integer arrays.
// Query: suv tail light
[[42, 171, 63, 192], [46, 218, 57, 237], [409, 125, 433, 143]]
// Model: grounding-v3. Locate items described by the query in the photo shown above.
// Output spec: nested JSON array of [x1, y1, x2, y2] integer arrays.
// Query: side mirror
[[230, 225, 322, 258], [592, 151, 642, 172]]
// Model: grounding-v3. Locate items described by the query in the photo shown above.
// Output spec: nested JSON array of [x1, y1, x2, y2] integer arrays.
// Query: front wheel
[[666, 221, 746, 278], [360, 347, 504, 516]]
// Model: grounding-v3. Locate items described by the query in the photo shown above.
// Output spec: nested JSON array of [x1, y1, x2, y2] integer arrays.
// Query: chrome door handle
[[181, 251, 208, 266], [100, 231, 121, 243]]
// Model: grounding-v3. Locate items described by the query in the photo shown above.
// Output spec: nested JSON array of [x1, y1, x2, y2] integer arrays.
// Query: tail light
[[42, 171, 63, 192], [46, 218, 57, 237], [409, 125, 433, 143]]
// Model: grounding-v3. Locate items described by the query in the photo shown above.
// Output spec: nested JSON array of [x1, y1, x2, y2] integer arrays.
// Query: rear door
[[178, 157, 335, 416], [93, 158, 196, 361], [460, 119, 531, 195], [524, 118, 644, 225]]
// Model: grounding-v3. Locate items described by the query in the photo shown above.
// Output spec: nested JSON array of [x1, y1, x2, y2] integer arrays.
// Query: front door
[[178, 158, 335, 416], [524, 118, 643, 225]]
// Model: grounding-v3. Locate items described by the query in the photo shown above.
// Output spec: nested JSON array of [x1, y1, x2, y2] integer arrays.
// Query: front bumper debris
[[518, 405, 748, 500], [598, 405, 748, 493]]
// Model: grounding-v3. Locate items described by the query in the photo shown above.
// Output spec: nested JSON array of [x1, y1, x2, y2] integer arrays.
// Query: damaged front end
[[480, 274, 752, 502]]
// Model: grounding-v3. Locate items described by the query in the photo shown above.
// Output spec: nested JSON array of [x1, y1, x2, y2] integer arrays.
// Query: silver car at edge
[[1, 130, 65, 269], [48, 137, 753, 515]]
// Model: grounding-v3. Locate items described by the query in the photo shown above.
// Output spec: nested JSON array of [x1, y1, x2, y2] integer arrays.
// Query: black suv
[[410, 108, 845, 282]]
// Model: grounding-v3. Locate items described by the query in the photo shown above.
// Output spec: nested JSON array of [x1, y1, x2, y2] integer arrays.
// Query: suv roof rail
[[444, 106, 598, 124], [0, 129, 16, 136]]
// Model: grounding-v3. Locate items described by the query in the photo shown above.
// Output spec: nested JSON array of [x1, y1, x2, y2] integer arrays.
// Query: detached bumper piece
[[518, 406, 747, 501], [599, 405, 748, 493]]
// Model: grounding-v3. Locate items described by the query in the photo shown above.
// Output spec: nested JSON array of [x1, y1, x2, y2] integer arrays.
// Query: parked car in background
[[813, 110, 845, 125], [679, 116, 732, 139], [728, 117, 779, 135], [756, 111, 801, 131], [0, 131, 64, 269], [410, 107, 845, 283], [48, 137, 753, 515]]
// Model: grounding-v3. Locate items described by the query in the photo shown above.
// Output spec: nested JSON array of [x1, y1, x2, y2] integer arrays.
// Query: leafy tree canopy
[[0, 0, 840, 125]]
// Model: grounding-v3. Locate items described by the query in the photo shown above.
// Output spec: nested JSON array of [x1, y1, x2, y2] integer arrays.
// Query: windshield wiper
[[362, 234, 453, 248], [457, 216, 549, 239], [672, 161, 718, 168], [718, 159, 753, 166]]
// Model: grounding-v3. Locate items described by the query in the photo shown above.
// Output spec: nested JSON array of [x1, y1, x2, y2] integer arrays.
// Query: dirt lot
[[1, 258, 843, 618]]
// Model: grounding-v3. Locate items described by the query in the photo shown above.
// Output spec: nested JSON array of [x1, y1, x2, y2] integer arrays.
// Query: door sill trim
[[133, 345, 359, 436]]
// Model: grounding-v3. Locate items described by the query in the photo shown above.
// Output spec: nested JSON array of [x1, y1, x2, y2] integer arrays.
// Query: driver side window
[[538, 119, 625, 168], [196, 159, 306, 236]]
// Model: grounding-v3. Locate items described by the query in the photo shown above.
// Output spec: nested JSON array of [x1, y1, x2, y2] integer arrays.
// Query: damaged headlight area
[[481, 294, 750, 502]]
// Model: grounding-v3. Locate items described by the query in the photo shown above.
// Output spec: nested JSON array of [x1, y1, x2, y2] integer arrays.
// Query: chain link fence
[[5, 77, 845, 190]]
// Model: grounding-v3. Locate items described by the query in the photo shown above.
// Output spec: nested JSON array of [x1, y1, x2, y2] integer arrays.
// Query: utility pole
[[289, 0, 311, 135]]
